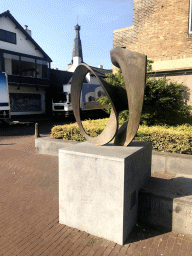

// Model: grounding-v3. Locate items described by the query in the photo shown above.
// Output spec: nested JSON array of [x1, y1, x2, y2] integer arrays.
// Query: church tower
[[68, 23, 83, 72]]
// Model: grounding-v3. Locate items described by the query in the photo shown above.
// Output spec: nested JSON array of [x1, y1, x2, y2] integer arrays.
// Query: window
[[12, 59, 20, 75], [0, 29, 16, 44], [36, 60, 48, 78], [3, 53, 19, 75], [52, 93, 67, 103], [21, 57, 35, 77], [10, 93, 41, 112], [3, 53, 49, 78], [88, 96, 95, 102]]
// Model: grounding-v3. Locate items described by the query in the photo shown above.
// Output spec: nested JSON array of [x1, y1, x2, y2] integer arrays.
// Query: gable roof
[[90, 66, 112, 78], [49, 69, 74, 92], [0, 10, 52, 62], [50, 66, 111, 92]]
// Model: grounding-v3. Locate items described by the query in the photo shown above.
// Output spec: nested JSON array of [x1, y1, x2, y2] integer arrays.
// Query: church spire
[[71, 23, 83, 62]]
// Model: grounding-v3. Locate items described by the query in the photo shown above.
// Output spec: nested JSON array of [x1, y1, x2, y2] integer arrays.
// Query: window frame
[[3, 52, 49, 79], [0, 29, 16, 44]]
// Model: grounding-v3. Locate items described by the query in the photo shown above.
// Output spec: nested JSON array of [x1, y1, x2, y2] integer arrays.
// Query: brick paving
[[1, 132, 192, 255]]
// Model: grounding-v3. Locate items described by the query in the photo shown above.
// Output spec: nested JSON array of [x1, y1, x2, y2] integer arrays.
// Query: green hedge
[[135, 125, 192, 154], [51, 119, 192, 155], [51, 119, 107, 141]]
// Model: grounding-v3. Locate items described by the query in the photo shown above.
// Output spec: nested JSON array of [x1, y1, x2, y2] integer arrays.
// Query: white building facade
[[0, 10, 52, 116]]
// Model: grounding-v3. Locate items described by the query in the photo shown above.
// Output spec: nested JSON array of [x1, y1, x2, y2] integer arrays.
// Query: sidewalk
[[0, 135, 192, 256]]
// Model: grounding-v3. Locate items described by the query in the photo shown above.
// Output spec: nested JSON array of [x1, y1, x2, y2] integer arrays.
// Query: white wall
[[68, 56, 82, 72], [86, 73, 100, 85], [0, 16, 43, 58]]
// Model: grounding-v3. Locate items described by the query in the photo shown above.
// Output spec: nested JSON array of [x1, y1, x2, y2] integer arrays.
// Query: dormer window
[[0, 29, 16, 44]]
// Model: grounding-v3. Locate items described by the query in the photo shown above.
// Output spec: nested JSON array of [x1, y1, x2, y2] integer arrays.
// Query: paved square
[[0, 134, 192, 255]]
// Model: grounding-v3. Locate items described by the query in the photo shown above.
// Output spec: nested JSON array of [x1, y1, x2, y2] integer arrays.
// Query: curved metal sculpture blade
[[71, 63, 128, 145], [111, 47, 147, 146], [71, 47, 146, 146]]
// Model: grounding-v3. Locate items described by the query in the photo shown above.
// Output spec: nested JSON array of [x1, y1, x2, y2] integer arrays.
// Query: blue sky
[[2, 0, 133, 70]]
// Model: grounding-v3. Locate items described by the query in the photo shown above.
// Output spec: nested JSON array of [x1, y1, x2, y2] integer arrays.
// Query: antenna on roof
[[77, 15, 79, 24]]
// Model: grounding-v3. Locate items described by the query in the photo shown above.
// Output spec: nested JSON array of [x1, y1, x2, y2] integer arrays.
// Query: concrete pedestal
[[59, 141, 152, 245]]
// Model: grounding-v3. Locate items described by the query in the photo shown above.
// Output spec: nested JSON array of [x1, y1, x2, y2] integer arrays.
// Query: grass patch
[[87, 238, 94, 247]]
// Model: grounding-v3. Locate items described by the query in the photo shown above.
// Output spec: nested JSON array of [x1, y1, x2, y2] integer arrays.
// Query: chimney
[[24, 25, 32, 37]]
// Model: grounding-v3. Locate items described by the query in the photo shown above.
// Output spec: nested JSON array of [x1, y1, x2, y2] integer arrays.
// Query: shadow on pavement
[[0, 118, 75, 137], [125, 221, 169, 244]]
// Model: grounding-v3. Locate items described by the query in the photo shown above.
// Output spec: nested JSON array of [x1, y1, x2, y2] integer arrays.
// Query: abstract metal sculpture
[[71, 46, 147, 146]]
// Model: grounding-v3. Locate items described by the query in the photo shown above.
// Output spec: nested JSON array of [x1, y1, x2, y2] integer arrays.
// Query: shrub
[[135, 125, 192, 154], [104, 68, 125, 87], [51, 122, 85, 141], [142, 77, 192, 125], [51, 119, 192, 155], [51, 119, 108, 142], [98, 63, 192, 126]]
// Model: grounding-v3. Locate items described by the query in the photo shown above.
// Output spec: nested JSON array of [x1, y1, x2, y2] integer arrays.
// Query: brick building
[[113, 0, 192, 105]]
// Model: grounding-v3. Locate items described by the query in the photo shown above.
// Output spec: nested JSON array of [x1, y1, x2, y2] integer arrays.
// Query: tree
[[104, 68, 125, 87]]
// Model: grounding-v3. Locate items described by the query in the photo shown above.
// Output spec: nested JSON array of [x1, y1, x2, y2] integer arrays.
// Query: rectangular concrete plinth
[[59, 141, 152, 245]]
